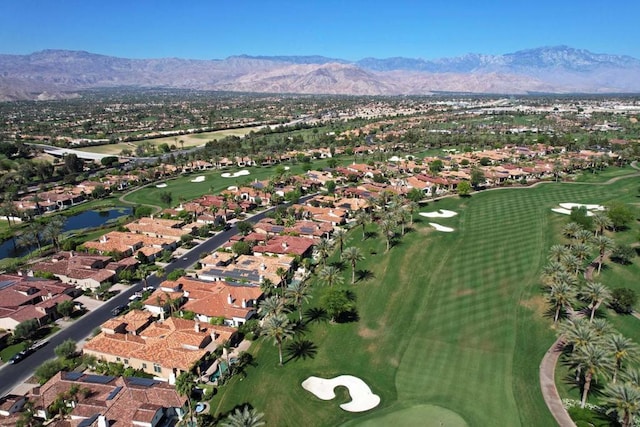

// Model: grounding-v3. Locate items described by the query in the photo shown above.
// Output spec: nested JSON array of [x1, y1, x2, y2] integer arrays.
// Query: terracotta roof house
[[198, 254, 294, 288], [83, 316, 218, 382], [253, 218, 333, 240], [83, 231, 177, 258], [0, 274, 75, 331], [252, 235, 314, 258], [158, 276, 263, 327], [29, 372, 186, 425], [125, 217, 188, 240], [31, 252, 117, 290]]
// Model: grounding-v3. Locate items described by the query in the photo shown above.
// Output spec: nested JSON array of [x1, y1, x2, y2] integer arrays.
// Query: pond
[[0, 207, 132, 260]]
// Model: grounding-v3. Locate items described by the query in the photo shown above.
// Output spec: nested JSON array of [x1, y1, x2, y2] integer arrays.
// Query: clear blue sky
[[1, 0, 637, 60]]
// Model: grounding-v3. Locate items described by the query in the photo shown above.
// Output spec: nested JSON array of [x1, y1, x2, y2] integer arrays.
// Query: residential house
[[31, 252, 117, 290]]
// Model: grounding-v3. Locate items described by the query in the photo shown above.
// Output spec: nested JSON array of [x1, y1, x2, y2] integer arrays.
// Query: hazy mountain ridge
[[0, 46, 638, 100]]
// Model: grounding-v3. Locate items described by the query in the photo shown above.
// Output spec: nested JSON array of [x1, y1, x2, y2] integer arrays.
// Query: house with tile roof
[[0, 274, 75, 331], [83, 315, 228, 382], [31, 252, 117, 290], [198, 254, 294, 288], [29, 372, 186, 425]]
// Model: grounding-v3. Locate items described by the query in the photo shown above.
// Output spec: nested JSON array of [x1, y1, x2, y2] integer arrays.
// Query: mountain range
[[1, 46, 639, 101]]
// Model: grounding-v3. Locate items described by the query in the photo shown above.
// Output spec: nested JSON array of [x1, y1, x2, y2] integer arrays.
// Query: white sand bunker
[[221, 170, 251, 178], [227, 186, 238, 191], [155, 183, 167, 188], [419, 209, 458, 218], [552, 203, 606, 217], [559, 203, 605, 211], [302, 375, 380, 412], [429, 222, 454, 232], [284, 166, 290, 170], [190, 175, 205, 183]]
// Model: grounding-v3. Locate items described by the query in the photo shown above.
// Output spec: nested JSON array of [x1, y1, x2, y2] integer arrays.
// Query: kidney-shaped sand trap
[[429, 222, 454, 232], [419, 209, 458, 218], [302, 375, 380, 412], [190, 175, 205, 183]]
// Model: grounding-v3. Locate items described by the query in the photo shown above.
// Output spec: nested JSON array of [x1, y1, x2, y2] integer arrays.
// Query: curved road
[[0, 198, 311, 397]]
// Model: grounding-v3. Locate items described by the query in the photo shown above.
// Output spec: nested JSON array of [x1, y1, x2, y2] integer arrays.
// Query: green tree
[[56, 300, 75, 319], [258, 295, 286, 319], [321, 288, 356, 322], [342, 246, 364, 284], [406, 187, 424, 203], [221, 405, 265, 427], [606, 201, 634, 231], [611, 288, 637, 314], [232, 240, 252, 256], [457, 181, 471, 196], [593, 234, 615, 274], [159, 191, 173, 206], [470, 168, 485, 188], [315, 238, 332, 267], [14, 318, 39, 340], [236, 221, 254, 236], [354, 211, 369, 241], [175, 371, 196, 424], [262, 313, 295, 366], [54, 339, 77, 359], [379, 219, 395, 252], [332, 228, 348, 254], [592, 212, 613, 236]]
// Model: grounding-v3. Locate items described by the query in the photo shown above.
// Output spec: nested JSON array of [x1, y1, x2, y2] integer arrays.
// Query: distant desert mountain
[[0, 46, 639, 100]]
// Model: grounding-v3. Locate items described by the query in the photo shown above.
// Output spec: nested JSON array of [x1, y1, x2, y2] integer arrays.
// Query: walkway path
[[540, 338, 576, 427], [118, 182, 163, 214]]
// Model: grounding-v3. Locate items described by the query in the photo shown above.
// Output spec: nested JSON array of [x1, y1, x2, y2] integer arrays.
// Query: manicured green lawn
[[572, 165, 638, 183], [207, 177, 639, 426]]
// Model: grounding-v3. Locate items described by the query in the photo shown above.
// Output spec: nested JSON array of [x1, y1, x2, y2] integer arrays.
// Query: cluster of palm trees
[[544, 220, 614, 324], [15, 215, 65, 257], [559, 316, 640, 425], [542, 218, 640, 425]]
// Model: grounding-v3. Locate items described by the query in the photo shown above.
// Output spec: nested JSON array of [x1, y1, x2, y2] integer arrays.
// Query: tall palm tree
[[315, 238, 332, 267], [221, 405, 265, 427], [561, 253, 582, 277], [275, 267, 288, 292], [285, 281, 312, 321], [572, 242, 592, 265], [575, 229, 595, 246], [175, 371, 196, 424], [41, 216, 65, 251], [607, 334, 639, 384], [593, 235, 615, 274], [574, 343, 614, 408], [591, 318, 612, 337], [259, 277, 275, 297], [262, 313, 295, 366], [332, 228, 348, 254], [541, 261, 569, 287], [602, 383, 640, 427], [354, 211, 369, 241], [258, 295, 286, 319], [341, 246, 364, 284], [562, 222, 583, 248], [379, 219, 395, 252], [547, 282, 576, 323], [397, 207, 411, 235], [561, 318, 601, 381], [579, 282, 611, 322], [592, 212, 613, 237], [406, 201, 418, 226], [548, 244, 570, 263], [318, 265, 344, 288]]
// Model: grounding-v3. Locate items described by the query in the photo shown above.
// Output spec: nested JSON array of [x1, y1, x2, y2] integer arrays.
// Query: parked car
[[111, 305, 126, 316], [9, 348, 33, 364]]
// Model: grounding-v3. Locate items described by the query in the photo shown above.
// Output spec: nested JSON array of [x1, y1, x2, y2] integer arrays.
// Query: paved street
[[0, 199, 304, 397]]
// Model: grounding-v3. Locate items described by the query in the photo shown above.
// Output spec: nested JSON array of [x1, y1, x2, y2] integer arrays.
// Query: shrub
[[611, 244, 635, 265], [610, 288, 637, 314]]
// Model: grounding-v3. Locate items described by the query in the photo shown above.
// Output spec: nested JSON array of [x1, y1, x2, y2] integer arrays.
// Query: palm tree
[[221, 405, 265, 427], [354, 210, 369, 241], [547, 282, 576, 323], [275, 267, 288, 291], [562, 222, 583, 248], [548, 244, 570, 263], [602, 383, 640, 427], [258, 295, 286, 319], [332, 228, 348, 254], [572, 242, 592, 265], [579, 282, 611, 322], [541, 261, 569, 286], [41, 216, 65, 251], [341, 246, 364, 284], [574, 343, 614, 408], [318, 266, 344, 288], [379, 219, 395, 252], [562, 318, 601, 381], [593, 234, 615, 274], [607, 334, 639, 384], [259, 277, 275, 297], [397, 207, 411, 235], [285, 281, 312, 321], [575, 229, 595, 246], [175, 371, 196, 424], [561, 253, 582, 277], [315, 238, 332, 267], [591, 318, 612, 337], [406, 201, 419, 226], [262, 313, 295, 366], [26, 222, 43, 254], [593, 212, 613, 237]]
